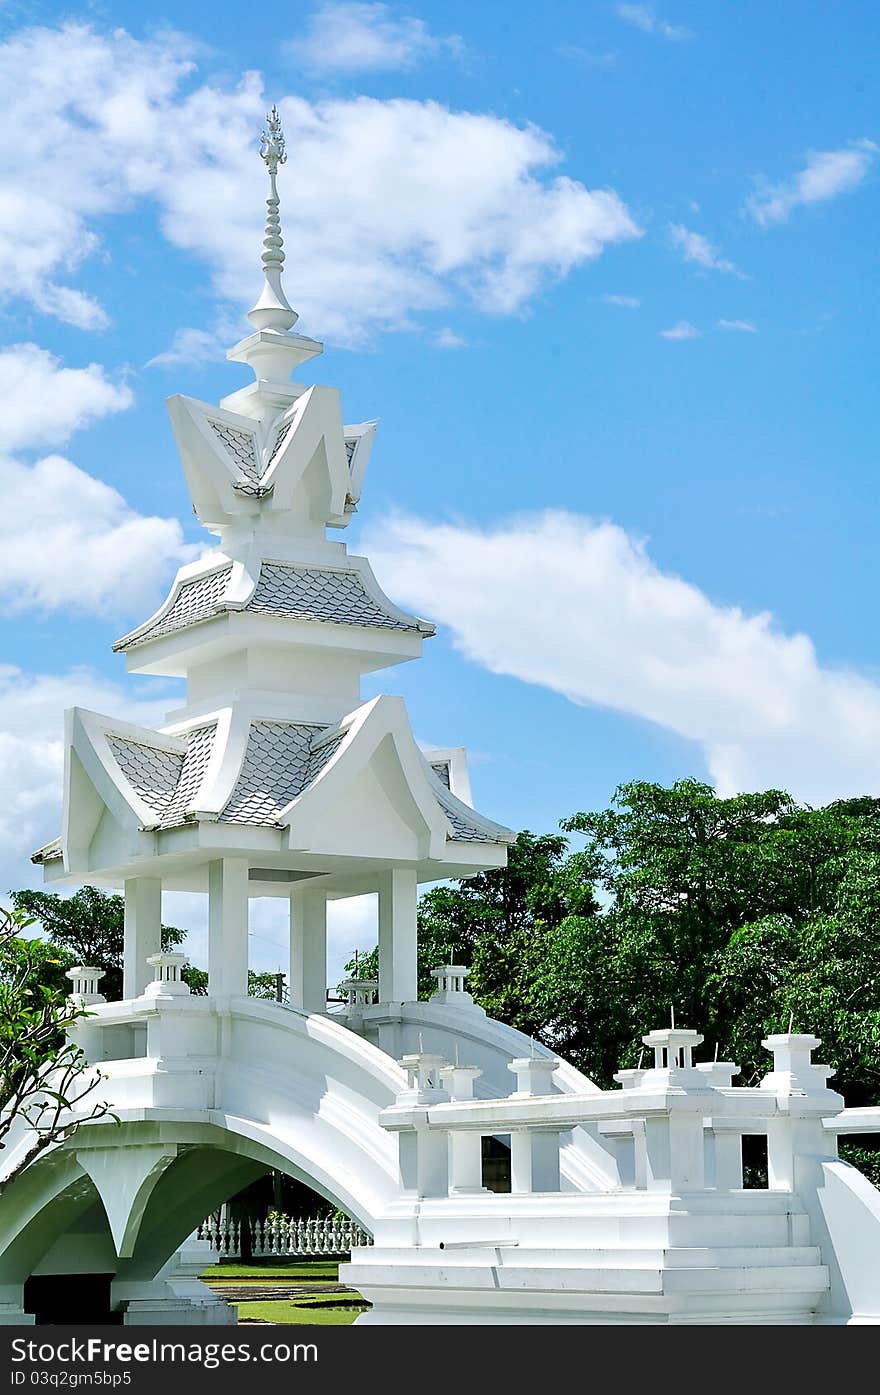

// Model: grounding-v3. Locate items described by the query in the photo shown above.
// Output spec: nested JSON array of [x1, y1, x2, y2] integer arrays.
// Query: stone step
[[346, 1257, 829, 1299], [508, 1244, 824, 1269]]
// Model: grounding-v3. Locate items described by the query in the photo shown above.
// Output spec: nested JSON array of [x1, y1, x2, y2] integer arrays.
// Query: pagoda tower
[[33, 107, 513, 1011]]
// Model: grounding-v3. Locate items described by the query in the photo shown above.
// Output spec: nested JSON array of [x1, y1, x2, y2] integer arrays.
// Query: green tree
[[347, 781, 880, 1119], [0, 907, 115, 1193], [342, 833, 600, 1034], [556, 781, 880, 1093], [10, 887, 185, 1000]]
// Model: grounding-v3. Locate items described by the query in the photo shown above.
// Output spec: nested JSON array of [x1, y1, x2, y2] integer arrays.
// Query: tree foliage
[[556, 780, 880, 1095], [10, 887, 184, 1001], [0, 907, 115, 1193], [347, 781, 880, 1104]]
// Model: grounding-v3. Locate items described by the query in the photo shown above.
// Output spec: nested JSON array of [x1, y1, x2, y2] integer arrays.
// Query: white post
[[761, 1033, 841, 1191], [145, 952, 191, 999], [394, 1051, 450, 1197], [66, 965, 106, 1006], [378, 867, 418, 1004], [430, 964, 481, 1010], [123, 877, 162, 999], [439, 1064, 486, 1194], [289, 886, 327, 1013], [707, 1127, 744, 1190], [208, 858, 249, 997], [507, 1055, 562, 1194]]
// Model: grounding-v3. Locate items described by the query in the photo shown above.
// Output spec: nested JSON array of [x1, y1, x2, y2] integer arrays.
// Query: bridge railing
[[196, 1214, 373, 1258], [380, 1030, 849, 1199]]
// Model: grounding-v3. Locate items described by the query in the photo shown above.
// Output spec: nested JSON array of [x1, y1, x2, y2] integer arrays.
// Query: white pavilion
[[10, 109, 880, 1330], [32, 105, 514, 1009]]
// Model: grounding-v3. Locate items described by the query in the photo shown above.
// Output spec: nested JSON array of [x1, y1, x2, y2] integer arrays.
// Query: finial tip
[[248, 102, 297, 333], [260, 104, 287, 173]]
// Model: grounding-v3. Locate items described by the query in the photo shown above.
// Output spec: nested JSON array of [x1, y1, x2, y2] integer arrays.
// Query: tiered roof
[[32, 106, 514, 886]]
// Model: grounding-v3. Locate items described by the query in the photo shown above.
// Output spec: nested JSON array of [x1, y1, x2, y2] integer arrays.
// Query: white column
[[123, 877, 162, 999], [510, 1131, 561, 1194], [378, 867, 418, 1004], [440, 1064, 486, 1194], [507, 1056, 562, 1194], [289, 886, 327, 1013], [707, 1127, 744, 1190], [644, 1109, 706, 1193], [208, 858, 249, 997]]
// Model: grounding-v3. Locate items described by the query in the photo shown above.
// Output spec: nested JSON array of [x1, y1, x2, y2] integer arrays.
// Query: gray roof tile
[[31, 836, 62, 864], [115, 567, 233, 651], [220, 722, 337, 825], [158, 724, 217, 828], [247, 563, 419, 632], [430, 760, 451, 789], [435, 786, 499, 843], [106, 736, 185, 822], [105, 724, 217, 828], [209, 420, 261, 484]]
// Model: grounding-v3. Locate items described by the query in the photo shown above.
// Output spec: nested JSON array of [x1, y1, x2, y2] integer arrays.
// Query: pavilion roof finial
[[247, 104, 299, 334]]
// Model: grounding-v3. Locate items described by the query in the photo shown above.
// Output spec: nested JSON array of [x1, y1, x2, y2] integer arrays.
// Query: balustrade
[[379, 1026, 845, 1202], [196, 1215, 372, 1257]]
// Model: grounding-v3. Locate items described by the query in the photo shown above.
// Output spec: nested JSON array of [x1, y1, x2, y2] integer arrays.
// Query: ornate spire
[[248, 105, 298, 333]]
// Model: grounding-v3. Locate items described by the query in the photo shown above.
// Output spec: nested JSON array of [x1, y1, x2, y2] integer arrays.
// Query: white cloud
[[0, 341, 194, 620], [0, 23, 641, 343], [285, 1, 461, 73], [558, 45, 617, 69], [603, 293, 640, 308], [659, 320, 699, 340], [366, 511, 880, 804], [669, 223, 741, 275], [434, 327, 467, 349], [0, 455, 197, 618], [34, 285, 109, 332], [747, 139, 877, 227], [616, 4, 691, 40], [0, 344, 132, 453], [146, 326, 224, 369], [0, 666, 171, 898], [0, 25, 195, 332], [718, 318, 756, 333]]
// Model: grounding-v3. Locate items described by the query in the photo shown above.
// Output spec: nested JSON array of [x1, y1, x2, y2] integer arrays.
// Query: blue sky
[[1, 1, 878, 976]]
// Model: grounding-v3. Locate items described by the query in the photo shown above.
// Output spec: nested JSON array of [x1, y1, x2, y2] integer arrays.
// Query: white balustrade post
[[289, 886, 327, 1013], [340, 977, 379, 1026], [392, 1052, 450, 1197], [66, 966, 106, 1007], [439, 1063, 486, 1193], [507, 1055, 562, 1194], [123, 876, 162, 999], [208, 857, 249, 997], [696, 1059, 742, 1190], [144, 952, 191, 999], [429, 964, 483, 1012], [636, 1027, 710, 1193], [378, 867, 418, 1004], [761, 1033, 842, 1191]]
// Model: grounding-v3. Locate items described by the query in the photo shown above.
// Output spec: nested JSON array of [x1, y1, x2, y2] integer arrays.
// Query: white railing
[[197, 1214, 372, 1257]]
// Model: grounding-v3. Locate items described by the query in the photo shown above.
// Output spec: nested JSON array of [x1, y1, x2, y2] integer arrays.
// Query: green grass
[[237, 1299, 364, 1326], [202, 1261, 340, 1280]]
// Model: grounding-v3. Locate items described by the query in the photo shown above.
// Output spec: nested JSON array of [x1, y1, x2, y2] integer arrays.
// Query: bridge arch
[[0, 997, 411, 1319]]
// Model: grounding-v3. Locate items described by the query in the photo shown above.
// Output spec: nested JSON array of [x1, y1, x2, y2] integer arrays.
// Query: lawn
[[201, 1257, 368, 1324], [201, 1260, 340, 1280], [237, 1299, 362, 1325]]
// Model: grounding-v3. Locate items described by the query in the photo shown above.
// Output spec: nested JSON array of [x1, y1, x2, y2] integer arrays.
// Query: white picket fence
[[197, 1214, 372, 1257]]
